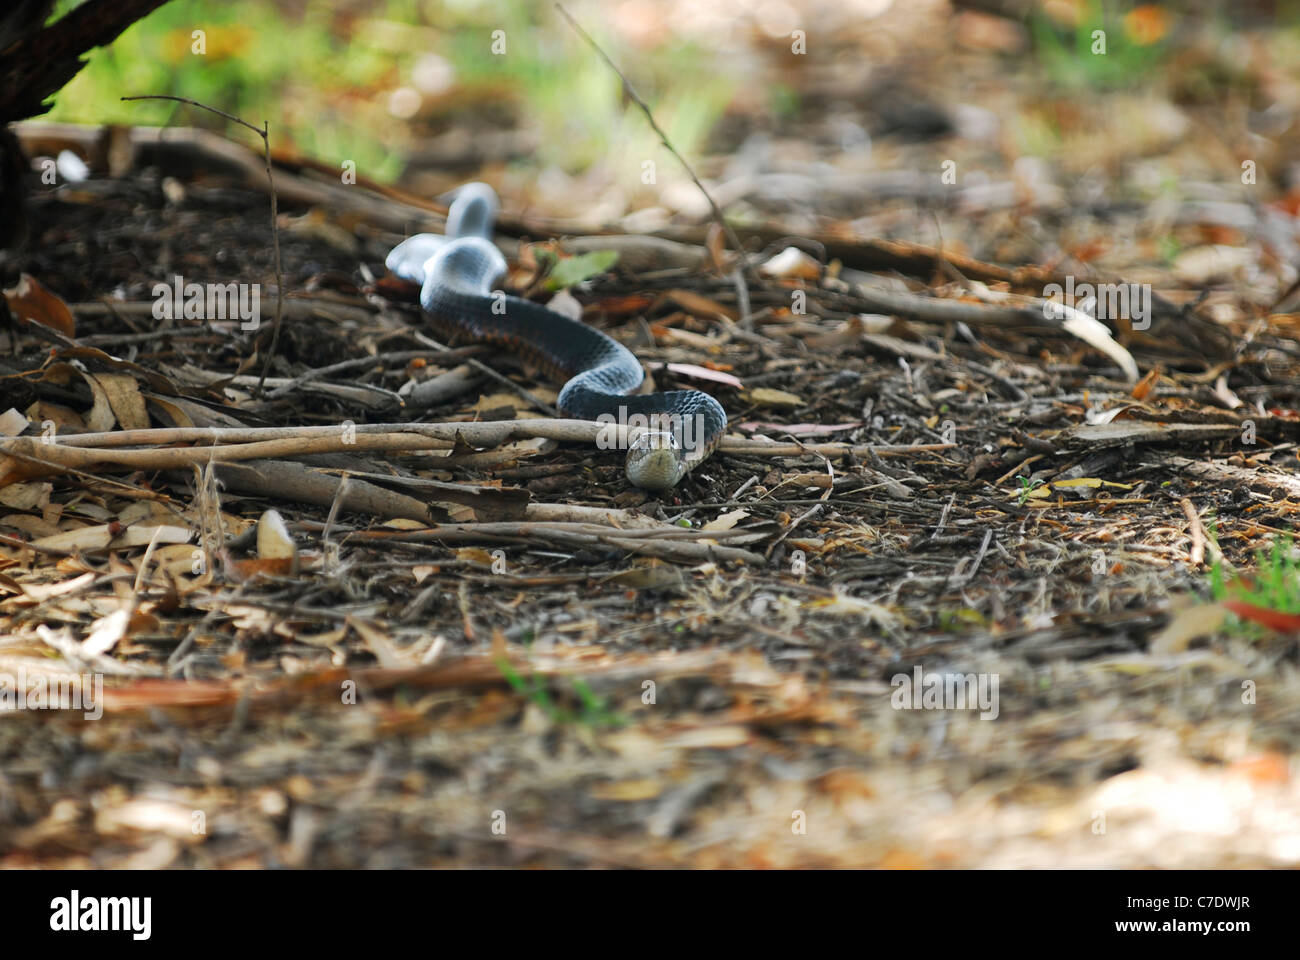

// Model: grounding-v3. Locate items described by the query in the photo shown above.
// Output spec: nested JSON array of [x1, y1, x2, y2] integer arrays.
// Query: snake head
[[625, 430, 686, 491]]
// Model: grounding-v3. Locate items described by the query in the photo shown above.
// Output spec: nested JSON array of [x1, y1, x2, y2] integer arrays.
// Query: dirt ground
[[2, 0, 1300, 868]]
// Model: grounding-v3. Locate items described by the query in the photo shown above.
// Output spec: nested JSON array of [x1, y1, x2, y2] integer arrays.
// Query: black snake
[[386, 183, 727, 490]]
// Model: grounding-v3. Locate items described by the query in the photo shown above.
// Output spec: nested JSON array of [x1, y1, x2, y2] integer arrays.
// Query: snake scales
[[386, 183, 726, 490]]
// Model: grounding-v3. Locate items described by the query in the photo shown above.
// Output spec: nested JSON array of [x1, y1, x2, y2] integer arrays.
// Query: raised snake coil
[[386, 183, 727, 490]]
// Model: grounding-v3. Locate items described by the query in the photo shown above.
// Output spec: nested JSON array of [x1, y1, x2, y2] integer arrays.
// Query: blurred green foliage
[[43, 0, 734, 186], [1210, 534, 1300, 622], [495, 658, 624, 729], [1028, 2, 1168, 91]]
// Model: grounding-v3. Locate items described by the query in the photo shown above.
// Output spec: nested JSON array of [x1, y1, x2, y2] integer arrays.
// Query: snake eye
[[628, 430, 680, 454]]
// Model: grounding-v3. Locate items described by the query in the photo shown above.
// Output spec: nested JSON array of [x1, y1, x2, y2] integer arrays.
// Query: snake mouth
[[625, 430, 686, 491]]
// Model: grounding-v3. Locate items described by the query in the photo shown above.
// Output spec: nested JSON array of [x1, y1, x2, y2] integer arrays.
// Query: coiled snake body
[[387, 183, 726, 490]]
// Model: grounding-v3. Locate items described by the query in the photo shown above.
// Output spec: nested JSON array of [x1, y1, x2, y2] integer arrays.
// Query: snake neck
[[443, 182, 498, 240]]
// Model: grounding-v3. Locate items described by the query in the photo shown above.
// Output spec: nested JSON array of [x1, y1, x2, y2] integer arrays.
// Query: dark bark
[[0, 0, 171, 249], [0, 0, 172, 123]]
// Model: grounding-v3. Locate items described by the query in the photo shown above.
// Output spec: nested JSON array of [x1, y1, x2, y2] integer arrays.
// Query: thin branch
[[120, 94, 286, 396], [554, 3, 755, 323], [24, 421, 955, 458], [121, 94, 261, 137], [0, 424, 953, 487]]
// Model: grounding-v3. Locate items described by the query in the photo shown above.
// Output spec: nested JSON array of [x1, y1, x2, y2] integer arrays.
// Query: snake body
[[387, 183, 726, 490]]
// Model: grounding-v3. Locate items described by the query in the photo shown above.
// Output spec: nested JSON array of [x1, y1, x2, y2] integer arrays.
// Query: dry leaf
[[18, 572, 96, 601], [1222, 599, 1300, 634], [588, 779, 665, 801], [226, 557, 296, 580], [744, 388, 803, 409], [1228, 753, 1289, 785], [23, 401, 85, 435], [1171, 245, 1253, 285], [256, 509, 297, 568], [1150, 602, 1227, 655], [3, 274, 75, 337], [1129, 367, 1161, 402], [645, 362, 742, 389], [703, 509, 750, 532], [759, 246, 821, 279], [454, 547, 498, 567], [0, 481, 51, 511], [350, 617, 409, 668], [663, 726, 751, 749], [1212, 374, 1243, 410], [0, 408, 29, 437], [665, 289, 738, 322], [469, 392, 533, 414], [31, 523, 191, 554], [2, 512, 62, 538], [83, 607, 131, 657], [145, 395, 197, 428], [81, 371, 149, 431]]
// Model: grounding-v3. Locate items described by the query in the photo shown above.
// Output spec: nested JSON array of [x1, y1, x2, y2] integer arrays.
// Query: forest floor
[[2, 1, 1300, 867]]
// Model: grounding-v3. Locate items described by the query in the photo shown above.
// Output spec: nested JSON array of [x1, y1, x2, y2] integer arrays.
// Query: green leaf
[[544, 250, 619, 291]]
